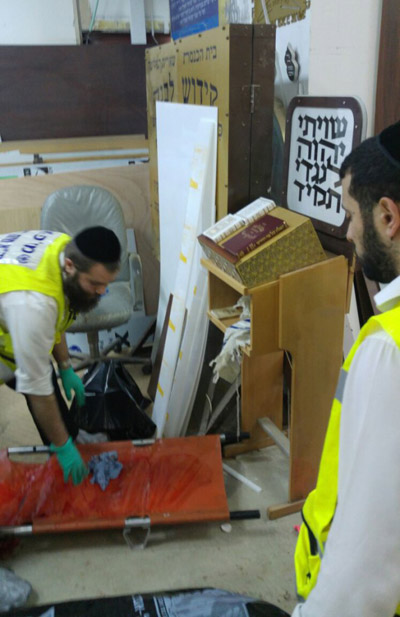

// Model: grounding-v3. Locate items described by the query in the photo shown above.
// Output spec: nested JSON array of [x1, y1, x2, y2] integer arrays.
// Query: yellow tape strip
[[168, 319, 176, 332], [190, 178, 198, 189], [157, 383, 164, 397]]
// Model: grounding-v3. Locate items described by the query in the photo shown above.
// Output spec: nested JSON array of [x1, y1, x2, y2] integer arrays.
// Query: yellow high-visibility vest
[[294, 301, 400, 615], [0, 230, 74, 373]]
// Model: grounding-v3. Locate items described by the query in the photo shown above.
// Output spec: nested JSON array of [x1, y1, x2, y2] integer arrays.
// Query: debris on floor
[[0, 566, 31, 612]]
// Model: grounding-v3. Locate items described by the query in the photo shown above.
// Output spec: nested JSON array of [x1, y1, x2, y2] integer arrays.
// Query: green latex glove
[[59, 366, 85, 407], [50, 437, 88, 485]]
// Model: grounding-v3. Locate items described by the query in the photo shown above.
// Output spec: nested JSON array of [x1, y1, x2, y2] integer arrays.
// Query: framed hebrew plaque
[[282, 96, 366, 238]]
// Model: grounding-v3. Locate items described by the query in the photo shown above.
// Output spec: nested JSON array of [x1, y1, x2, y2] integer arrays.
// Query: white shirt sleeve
[[292, 331, 400, 617], [0, 291, 58, 396]]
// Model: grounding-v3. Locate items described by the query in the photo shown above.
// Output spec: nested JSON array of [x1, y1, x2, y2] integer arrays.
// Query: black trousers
[[6, 364, 78, 445]]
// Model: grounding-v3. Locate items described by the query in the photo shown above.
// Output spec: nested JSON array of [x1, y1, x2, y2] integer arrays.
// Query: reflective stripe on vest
[[294, 302, 400, 609], [0, 231, 74, 375]]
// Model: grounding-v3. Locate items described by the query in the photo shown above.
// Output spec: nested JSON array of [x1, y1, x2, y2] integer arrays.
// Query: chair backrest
[[41, 185, 129, 282]]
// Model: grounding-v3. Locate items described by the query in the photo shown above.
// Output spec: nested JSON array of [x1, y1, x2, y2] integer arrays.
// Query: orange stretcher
[[0, 435, 259, 548]]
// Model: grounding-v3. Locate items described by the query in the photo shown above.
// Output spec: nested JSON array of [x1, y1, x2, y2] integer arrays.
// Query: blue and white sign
[[170, 0, 219, 40]]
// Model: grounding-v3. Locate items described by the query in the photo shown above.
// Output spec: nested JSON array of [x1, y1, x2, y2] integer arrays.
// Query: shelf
[[207, 311, 239, 332], [207, 311, 251, 357]]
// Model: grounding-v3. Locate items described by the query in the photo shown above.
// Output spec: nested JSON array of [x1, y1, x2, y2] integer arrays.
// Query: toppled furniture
[[203, 254, 351, 520]]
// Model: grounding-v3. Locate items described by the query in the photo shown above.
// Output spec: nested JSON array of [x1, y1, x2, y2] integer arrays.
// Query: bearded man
[[292, 120, 400, 617], [0, 226, 120, 485]]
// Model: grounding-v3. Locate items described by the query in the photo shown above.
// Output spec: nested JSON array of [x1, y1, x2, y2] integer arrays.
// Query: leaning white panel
[[153, 102, 218, 361], [152, 105, 217, 436]]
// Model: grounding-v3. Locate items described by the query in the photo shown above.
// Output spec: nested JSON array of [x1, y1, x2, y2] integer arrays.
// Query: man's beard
[[359, 217, 397, 283], [63, 271, 101, 314]]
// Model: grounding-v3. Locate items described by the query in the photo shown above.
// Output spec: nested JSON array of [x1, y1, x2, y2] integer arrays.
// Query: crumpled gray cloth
[[88, 451, 123, 491], [0, 567, 31, 612]]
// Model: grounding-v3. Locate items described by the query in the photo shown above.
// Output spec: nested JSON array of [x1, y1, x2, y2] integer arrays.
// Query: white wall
[[309, 0, 383, 137], [0, 0, 170, 45], [272, 0, 382, 137], [0, 0, 80, 44], [85, 0, 170, 33], [274, 12, 311, 110]]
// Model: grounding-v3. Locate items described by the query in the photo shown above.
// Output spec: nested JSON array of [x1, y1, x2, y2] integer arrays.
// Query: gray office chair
[[41, 185, 145, 369]]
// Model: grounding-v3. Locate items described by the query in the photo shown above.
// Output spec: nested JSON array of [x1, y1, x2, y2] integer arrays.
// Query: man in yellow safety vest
[[292, 120, 400, 617], [0, 226, 120, 486]]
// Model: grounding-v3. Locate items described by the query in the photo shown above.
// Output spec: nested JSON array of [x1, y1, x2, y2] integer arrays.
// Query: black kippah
[[75, 226, 121, 263], [377, 120, 400, 169]]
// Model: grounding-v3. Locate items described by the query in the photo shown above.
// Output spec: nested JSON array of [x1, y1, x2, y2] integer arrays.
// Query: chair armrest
[[128, 252, 144, 312]]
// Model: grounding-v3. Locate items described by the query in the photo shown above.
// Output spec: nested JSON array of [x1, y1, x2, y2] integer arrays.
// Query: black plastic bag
[[6, 588, 290, 616], [71, 360, 156, 440]]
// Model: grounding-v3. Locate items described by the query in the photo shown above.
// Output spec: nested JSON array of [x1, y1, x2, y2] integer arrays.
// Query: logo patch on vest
[[0, 230, 60, 269]]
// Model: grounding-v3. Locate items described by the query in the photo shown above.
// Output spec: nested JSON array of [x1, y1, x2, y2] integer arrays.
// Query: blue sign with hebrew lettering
[[170, 0, 219, 40]]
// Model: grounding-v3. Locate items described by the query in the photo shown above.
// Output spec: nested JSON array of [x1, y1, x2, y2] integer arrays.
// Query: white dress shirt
[[0, 291, 58, 395]]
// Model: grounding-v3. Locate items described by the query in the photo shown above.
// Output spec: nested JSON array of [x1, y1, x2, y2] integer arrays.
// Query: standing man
[[0, 226, 121, 485], [292, 120, 400, 616]]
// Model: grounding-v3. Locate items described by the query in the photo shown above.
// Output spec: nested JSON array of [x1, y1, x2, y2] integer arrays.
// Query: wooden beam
[[267, 499, 304, 520]]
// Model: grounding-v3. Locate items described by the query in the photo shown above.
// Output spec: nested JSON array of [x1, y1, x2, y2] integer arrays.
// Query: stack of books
[[198, 197, 326, 286]]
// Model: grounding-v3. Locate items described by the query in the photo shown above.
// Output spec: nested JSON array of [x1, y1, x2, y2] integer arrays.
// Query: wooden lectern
[[203, 253, 352, 519]]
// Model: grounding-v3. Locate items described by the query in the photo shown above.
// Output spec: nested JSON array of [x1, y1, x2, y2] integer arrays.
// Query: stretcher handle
[[7, 445, 50, 455], [33, 516, 151, 534], [7, 433, 234, 455], [229, 510, 260, 520], [7, 435, 249, 456], [220, 432, 250, 445], [6, 440, 156, 455]]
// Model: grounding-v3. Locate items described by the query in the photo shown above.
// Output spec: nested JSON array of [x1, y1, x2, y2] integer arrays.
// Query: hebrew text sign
[[286, 106, 356, 229]]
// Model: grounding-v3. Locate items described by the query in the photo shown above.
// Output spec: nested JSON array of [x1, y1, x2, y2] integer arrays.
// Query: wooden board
[[267, 499, 305, 520], [145, 24, 276, 254], [224, 350, 284, 457], [0, 45, 148, 141], [0, 165, 159, 316], [279, 256, 348, 501], [0, 135, 147, 155]]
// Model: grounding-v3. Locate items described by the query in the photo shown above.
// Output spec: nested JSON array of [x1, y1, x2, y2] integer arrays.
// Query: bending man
[[0, 226, 121, 485]]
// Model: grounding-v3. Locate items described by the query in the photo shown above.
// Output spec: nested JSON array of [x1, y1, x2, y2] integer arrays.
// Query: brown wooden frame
[[282, 96, 364, 239]]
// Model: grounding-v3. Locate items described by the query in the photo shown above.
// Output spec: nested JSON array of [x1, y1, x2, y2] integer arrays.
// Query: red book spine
[[220, 214, 288, 260]]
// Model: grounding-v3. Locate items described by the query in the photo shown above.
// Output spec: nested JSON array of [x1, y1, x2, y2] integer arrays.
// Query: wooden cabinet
[[203, 254, 351, 518]]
